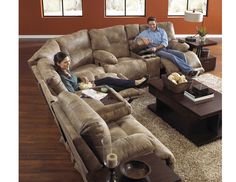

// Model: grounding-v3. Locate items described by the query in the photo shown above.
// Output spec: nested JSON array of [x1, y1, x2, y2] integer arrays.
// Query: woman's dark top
[[60, 73, 81, 93]]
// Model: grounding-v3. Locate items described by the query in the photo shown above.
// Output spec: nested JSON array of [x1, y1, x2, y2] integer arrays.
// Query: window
[[168, 0, 208, 16], [106, 0, 145, 16], [42, 0, 83, 16]]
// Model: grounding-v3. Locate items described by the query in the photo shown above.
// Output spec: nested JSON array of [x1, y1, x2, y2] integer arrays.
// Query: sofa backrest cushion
[[36, 58, 67, 95], [125, 24, 146, 52], [58, 91, 111, 161], [51, 101, 102, 171], [28, 39, 61, 66], [56, 29, 94, 70], [125, 24, 140, 40], [89, 25, 130, 58], [139, 22, 176, 41]]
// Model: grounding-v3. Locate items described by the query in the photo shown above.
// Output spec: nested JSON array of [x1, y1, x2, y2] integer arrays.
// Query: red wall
[[19, 0, 222, 35]]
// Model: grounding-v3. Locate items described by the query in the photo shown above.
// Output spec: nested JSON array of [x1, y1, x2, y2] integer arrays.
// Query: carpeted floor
[[130, 73, 222, 182]]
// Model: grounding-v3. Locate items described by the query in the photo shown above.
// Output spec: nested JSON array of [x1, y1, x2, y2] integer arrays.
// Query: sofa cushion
[[96, 102, 132, 123], [157, 22, 176, 41], [28, 39, 61, 66], [89, 25, 130, 58], [108, 115, 175, 167], [118, 88, 146, 99], [93, 50, 118, 65], [56, 29, 94, 70], [37, 58, 67, 94], [58, 91, 111, 161], [160, 51, 205, 74], [125, 24, 140, 40], [104, 57, 147, 79], [72, 64, 105, 82], [168, 39, 190, 52], [51, 101, 102, 171], [185, 51, 203, 68], [160, 57, 180, 74]]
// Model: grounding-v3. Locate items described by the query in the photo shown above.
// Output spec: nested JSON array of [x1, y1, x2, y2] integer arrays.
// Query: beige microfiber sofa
[[28, 22, 204, 84], [38, 79, 175, 181], [28, 22, 204, 181], [49, 89, 175, 181]]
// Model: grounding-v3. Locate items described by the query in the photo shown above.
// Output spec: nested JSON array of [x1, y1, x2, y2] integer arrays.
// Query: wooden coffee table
[[87, 153, 181, 182], [148, 79, 222, 146]]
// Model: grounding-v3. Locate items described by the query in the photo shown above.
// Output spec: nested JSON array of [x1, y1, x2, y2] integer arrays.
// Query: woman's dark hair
[[53, 51, 69, 73], [147, 16, 157, 23]]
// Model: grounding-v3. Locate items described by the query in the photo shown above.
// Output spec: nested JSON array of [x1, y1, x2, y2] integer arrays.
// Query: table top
[[184, 38, 217, 48], [88, 153, 181, 182], [149, 79, 222, 118]]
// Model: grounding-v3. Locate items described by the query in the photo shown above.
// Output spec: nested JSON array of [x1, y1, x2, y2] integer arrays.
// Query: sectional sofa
[[28, 22, 204, 181]]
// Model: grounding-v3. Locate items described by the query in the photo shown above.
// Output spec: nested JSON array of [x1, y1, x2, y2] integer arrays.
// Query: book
[[82, 89, 108, 101], [192, 84, 209, 96], [184, 90, 214, 104], [185, 88, 214, 98]]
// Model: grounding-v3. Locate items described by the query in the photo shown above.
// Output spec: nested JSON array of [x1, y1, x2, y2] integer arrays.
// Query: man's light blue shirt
[[137, 27, 168, 48]]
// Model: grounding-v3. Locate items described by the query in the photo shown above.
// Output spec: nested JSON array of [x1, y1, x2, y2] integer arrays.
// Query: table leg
[[196, 47, 202, 57]]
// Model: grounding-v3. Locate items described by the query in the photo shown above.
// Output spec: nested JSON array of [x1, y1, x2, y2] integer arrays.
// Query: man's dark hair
[[147, 16, 157, 23]]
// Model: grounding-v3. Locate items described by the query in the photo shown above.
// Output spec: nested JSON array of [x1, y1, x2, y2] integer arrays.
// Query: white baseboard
[[19, 35, 62, 39], [19, 34, 222, 39], [175, 34, 222, 38]]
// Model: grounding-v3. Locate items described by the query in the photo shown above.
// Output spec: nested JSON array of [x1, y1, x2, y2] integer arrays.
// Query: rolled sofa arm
[[168, 39, 190, 52], [93, 50, 118, 65], [96, 102, 132, 123]]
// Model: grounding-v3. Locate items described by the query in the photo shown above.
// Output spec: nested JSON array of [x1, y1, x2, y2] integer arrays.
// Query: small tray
[[120, 160, 151, 180], [162, 74, 192, 94]]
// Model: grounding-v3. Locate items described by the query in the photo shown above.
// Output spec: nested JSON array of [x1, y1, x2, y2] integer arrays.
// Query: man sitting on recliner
[[136, 16, 199, 77]]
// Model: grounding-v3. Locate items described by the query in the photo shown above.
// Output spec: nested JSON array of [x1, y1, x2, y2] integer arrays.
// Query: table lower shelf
[[199, 55, 216, 71], [148, 103, 222, 146]]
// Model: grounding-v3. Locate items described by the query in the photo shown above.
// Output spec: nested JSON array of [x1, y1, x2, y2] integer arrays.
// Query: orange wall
[[19, 0, 222, 35]]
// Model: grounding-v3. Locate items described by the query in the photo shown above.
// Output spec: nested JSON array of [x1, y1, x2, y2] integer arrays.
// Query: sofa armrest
[[131, 52, 161, 78], [96, 102, 132, 123], [93, 50, 118, 65], [118, 88, 145, 99], [168, 39, 190, 52]]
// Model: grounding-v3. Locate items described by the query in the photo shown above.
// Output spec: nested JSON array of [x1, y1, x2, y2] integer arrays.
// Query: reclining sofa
[[28, 22, 204, 181]]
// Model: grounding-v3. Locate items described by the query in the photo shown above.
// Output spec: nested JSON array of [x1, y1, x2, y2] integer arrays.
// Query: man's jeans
[[156, 48, 193, 74]]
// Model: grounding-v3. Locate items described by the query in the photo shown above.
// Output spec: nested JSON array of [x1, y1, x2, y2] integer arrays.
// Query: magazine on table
[[82, 89, 108, 100]]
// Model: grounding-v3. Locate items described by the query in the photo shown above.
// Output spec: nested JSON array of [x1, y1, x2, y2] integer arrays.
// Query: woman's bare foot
[[135, 74, 150, 88], [135, 77, 146, 86]]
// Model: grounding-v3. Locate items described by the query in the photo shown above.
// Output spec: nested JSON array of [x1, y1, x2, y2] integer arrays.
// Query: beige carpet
[[130, 73, 222, 182]]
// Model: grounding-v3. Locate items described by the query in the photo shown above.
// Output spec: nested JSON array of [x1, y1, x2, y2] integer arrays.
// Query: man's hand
[[140, 37, 152, 45], [149, 47, 157, 52], [148, 44, 165, 52]]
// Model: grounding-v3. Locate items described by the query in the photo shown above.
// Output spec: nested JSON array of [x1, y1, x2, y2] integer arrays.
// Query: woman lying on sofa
[[54, 52, 148, 93]]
